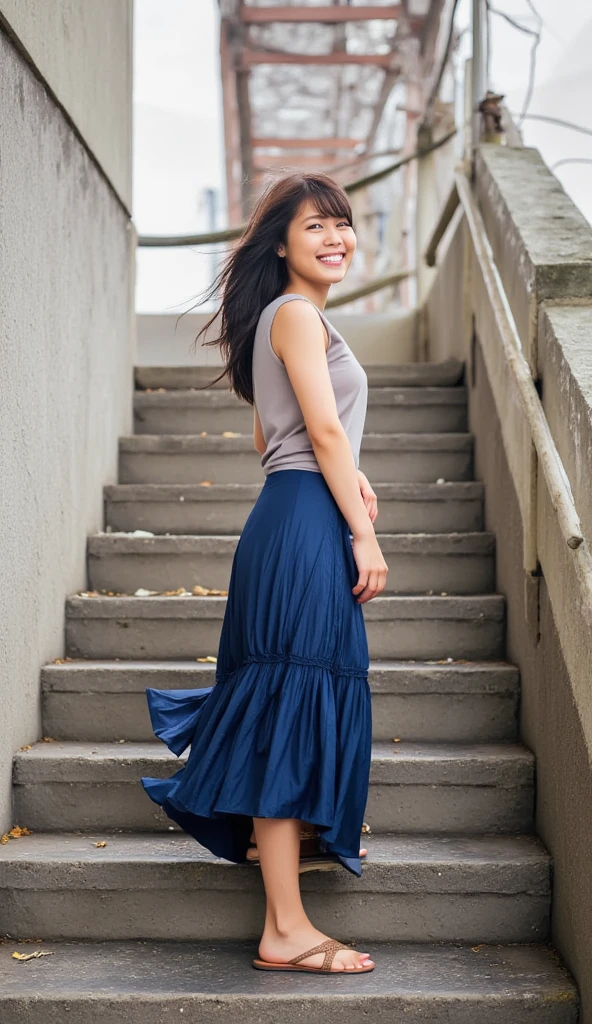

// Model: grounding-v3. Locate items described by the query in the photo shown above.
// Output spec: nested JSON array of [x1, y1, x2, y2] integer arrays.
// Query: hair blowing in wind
[[191, 172, 354, 404]]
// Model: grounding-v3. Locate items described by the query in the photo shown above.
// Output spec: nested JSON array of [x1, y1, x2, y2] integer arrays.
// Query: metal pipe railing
[[326, 269, 412, 308], [137, 130, 456, 248]]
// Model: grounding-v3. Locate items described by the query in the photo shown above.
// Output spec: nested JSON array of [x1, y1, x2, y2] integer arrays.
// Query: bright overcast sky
[[133, 0, 592, 313]]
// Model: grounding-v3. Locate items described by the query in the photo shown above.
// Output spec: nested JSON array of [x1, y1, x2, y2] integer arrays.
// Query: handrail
[[326, 269, 412, 308], [424, 180, 459, 268], [137, 130, 456, 248], [452, 169, 584, 552]]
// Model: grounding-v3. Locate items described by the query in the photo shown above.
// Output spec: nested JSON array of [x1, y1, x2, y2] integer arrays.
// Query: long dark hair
[[191, 172, 354, 404]]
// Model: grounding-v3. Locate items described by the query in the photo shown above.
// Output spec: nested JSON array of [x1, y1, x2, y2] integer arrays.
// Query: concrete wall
[[426, 146, 592, 1020], [468, 336, 592, 1022], [424, 210, 468, 363], [0, 15, 133, 830], [0, 0, 132, 208], [137, 309, 419, 367]]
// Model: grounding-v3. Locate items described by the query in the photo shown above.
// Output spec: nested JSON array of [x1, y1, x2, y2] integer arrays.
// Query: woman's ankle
[[263, 910, 310, 939]]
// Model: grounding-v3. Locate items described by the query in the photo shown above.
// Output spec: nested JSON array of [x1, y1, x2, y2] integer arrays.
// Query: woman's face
[[279, 198, 356, 285]]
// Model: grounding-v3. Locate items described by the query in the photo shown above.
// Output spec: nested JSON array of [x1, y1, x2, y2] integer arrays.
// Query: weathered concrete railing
[[425, 142, 592, 1004], [426, 148, 592, 591]]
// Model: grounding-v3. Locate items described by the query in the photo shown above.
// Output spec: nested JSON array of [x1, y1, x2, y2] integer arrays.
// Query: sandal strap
[[289, 938, 350, 971]]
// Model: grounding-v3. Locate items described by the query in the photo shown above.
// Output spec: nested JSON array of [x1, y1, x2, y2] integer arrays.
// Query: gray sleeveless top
[[252, 293, 368, 476]]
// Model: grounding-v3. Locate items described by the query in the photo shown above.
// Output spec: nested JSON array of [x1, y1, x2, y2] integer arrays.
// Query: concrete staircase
[[0, 360, 578, 1022]]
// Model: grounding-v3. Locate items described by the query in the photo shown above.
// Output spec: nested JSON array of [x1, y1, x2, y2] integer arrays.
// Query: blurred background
[[134, 0, 592, 314]]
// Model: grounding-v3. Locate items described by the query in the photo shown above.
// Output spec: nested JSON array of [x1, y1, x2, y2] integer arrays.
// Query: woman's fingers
[[354, 568, 387, 604]]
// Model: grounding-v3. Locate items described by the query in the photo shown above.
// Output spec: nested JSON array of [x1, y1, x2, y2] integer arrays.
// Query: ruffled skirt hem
[[140, 655, 372, 877]]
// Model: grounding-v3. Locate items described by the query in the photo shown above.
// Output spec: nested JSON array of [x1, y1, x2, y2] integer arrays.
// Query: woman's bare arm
[[271, 299, 387, 600]]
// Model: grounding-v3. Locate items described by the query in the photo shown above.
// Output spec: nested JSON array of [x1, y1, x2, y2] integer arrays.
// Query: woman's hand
[[357, 470, 377, 524], [351, 528, 389, 604]]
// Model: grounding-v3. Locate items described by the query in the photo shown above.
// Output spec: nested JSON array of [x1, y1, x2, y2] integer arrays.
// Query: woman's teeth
[[318, 254, 344, 264]]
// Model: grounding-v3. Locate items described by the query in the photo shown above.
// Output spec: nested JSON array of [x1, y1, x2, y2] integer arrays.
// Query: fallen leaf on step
[[134, 588, 158, 597], [199, 481, 213, 487], [471, 944, 486, 953], [192, 586, 228, 597], [361, 822, 371, 834], [52, 657, 73, 664], [163, 588, 187, 597], [221, 431, 241, 437], [196, 656, 217, 663], [41, 737, 56, 743], [78, 591, 99, 598], [393, 738, 401, 743], [18, 745, 33, 752], [200, 432, 208, 437], [12, 950, 54, 961], [94, 841, 108, 848], [1, 826, 33, 843]]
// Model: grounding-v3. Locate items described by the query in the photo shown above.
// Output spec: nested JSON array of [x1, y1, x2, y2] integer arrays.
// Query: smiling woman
[[141, 171, 388, 975]]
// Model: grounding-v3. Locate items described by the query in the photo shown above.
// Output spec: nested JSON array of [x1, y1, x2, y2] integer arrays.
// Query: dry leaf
[[192, 585, 228, 597], [200, 432, 208, 437], [361, 822, 371, 834], [12, 950, 54, 961], [1, 826, 33, 844], [471, 944, 486, 952], [199, 481, 213, 487], [196, 656, 217, 663], [52, 657, 73, 664], [94, 841, 108, 848], [41, 737, 56, 743], [18, 745, 32, 752], [393, 737, 401, 743], [221, 431, 240, 437]]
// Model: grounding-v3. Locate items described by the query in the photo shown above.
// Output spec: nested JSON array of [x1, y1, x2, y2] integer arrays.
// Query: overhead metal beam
[[252, 137, 364, 150], [241, 50, 396, 68], [253, 155, 342, 169], [241, 5, 407, 23]]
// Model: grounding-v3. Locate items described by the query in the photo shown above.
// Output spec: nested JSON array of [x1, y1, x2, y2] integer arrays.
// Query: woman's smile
[[317, 252, 346, 265]]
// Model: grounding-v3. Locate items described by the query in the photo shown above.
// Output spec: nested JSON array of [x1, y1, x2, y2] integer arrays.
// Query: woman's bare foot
[[259, 923, 373, 971]]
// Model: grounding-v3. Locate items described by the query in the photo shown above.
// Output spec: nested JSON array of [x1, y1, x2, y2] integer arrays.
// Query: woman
[[141, 172, 389, 974]]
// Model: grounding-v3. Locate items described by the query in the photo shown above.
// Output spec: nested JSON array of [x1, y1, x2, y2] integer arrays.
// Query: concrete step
[[118, 433, 474, 485], [135, 358, 466, 391], [0, 832, 550, 943], [41, 659, 519, 744], [133, 386, 469, 436], [13, 740, 534, 835], [64, 594, 505, 661], [104, 480, 485, 535], [0, 940, 578, 1024], [87, 531, 496, 596]]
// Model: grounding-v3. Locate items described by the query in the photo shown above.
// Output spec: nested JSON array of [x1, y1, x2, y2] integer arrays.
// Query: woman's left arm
[[357, 469, 378, 523]]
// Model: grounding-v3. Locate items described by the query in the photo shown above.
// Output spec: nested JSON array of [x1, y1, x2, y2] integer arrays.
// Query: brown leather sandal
[[253, 938, 374, 974]]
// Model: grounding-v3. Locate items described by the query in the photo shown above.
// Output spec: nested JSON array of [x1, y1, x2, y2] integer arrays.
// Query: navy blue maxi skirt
[[140, 468, 372, 876]]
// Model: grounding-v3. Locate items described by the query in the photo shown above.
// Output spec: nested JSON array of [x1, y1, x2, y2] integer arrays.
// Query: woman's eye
[[308, 221, 351, 229]]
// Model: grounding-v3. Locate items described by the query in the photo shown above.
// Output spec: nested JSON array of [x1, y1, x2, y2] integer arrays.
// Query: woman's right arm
[[271, 299, 388, 603]]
